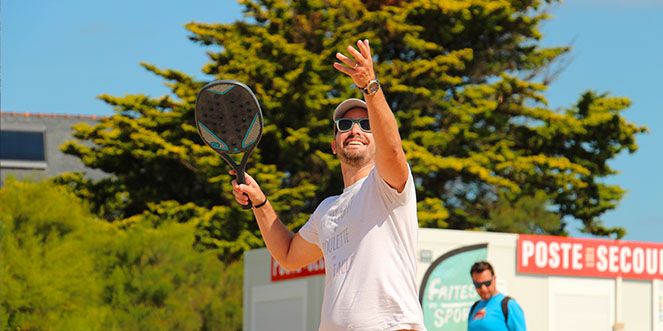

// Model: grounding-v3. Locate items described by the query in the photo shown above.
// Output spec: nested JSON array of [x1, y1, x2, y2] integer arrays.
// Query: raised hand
[[333, 39, 376, 89]]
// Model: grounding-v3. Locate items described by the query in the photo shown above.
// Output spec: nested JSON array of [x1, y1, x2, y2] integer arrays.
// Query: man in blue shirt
[[467, 261, 526, 331]]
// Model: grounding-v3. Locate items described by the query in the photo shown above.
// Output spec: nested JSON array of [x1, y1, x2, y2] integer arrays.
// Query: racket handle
[[235, 171, 253, 209], [242, 194, 253, 210]]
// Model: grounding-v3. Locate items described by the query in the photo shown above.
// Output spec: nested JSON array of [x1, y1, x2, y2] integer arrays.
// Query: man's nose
[[349, 121, 362, 133]]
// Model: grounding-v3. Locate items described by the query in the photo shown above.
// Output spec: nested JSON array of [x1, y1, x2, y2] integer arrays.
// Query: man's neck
[[484, 291, 501, 301], [341, 162, 374, 188]]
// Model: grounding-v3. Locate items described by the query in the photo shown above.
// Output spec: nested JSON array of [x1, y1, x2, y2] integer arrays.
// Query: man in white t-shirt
[[231, 39, 425, 331]]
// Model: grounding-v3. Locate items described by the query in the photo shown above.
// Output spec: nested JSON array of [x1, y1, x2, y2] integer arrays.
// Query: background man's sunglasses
[[473, 279, 492, 289], [335, 118, 371, 133]]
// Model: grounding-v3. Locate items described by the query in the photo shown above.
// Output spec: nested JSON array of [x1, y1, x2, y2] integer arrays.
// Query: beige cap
[[333, 98, 367, 120]]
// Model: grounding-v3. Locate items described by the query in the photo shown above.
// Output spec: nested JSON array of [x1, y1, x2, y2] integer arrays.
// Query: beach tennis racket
[[195, 80, 264, 209]]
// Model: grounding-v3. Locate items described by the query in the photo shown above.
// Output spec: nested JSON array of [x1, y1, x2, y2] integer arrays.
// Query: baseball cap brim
[[333, 98, 367, 120]]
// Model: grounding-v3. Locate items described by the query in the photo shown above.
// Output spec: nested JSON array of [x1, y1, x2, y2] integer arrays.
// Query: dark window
[[0, 130, 46, 161]]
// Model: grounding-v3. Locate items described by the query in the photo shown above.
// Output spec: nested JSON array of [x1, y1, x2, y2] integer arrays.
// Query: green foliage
[[485, 190, 561, 234], [0, 179, 243, 330], [57, 0, 645, 267], [98, 221, 242, 331], [0, 179, 107, 330]]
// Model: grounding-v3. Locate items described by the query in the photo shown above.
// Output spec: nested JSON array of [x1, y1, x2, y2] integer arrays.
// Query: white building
[[244, 228, 662, 331]]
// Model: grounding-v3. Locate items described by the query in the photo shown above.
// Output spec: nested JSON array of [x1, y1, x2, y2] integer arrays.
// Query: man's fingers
[[226, 170, 257, 207], [229, 170, 254, 185], [231, 182, 250, 203], [335, 52, 356, 68], [363, 39, 372, 63], [346, 45, 366, 65], [232, 179, 251, 192], [233, 191, 249, 205], [357, 39, 370, 60], [333, 62, 353, 76]]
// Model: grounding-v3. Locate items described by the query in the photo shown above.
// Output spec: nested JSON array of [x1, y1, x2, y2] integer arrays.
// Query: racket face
[[195, 80, 263, 155]]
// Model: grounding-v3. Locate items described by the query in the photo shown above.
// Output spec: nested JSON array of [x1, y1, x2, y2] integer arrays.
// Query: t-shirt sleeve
[[370, 164, 415, 207], [297, 197, 334, 247], [507, 299, 527, 331], [298, 216, 319, 247]]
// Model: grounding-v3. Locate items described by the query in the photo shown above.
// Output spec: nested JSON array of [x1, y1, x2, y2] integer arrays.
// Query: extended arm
[[333, 40, 409, 192], [231, 171, 323, 270]]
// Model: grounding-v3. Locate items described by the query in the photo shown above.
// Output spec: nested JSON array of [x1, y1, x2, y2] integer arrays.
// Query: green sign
[[419, 244, 488, 331]]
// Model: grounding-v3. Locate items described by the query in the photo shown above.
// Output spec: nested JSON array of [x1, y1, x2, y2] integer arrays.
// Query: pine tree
[[486, 190, 561, 235], [58, 0, 645, 260]]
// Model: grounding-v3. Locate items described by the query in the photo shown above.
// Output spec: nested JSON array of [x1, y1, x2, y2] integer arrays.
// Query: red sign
[[517, 234, 663, 280], [271, 257, 325, 282]]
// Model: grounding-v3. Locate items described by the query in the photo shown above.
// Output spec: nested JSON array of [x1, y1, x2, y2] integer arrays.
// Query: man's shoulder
[[506, 296, 524, 313], [503, 295, 522, 307], [321, 195, 340, 205], [314, 195, 339, 212]]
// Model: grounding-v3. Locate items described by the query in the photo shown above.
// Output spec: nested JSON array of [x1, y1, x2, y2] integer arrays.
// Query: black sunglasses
[[473, 278, 493, 289], [335, 118, 371, 133]]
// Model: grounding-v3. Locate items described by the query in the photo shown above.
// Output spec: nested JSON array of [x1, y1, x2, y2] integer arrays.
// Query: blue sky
[[2, 1, 661, 242]]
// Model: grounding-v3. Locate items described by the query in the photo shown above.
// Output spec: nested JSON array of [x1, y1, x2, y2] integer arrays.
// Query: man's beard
[[338, 148, 370, 167], [337, 135, 374, 167]]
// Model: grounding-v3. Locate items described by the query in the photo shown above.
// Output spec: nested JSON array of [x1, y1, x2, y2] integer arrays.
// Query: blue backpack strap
[[501, 296, 511, 322], [469, 300, 480, 319]]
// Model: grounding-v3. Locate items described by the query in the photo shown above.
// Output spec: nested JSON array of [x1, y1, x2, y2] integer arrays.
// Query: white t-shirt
[[299, 167, 425, 331]]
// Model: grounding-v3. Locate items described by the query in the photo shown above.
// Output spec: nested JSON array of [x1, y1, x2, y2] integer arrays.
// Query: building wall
[[419, 229, 653, 331], [244, 249, 325, 331], [623, 280, 653, 331], [1, 112, 106, 184], [418, 229, 551, 331], [245, 228, 656, 331]]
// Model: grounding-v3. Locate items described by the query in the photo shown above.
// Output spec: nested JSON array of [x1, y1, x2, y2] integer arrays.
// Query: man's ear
[[331, 140, 337, 155]]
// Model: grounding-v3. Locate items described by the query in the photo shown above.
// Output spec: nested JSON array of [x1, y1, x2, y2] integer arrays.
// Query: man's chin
[[343, 149, 363, 157], [339, 152, 369, 166]]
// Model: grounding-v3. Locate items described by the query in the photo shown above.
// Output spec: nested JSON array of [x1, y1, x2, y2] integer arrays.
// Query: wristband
[[253, 197, 268, 209]]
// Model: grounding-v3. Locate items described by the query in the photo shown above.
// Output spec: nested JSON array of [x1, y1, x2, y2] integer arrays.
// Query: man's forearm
[[252, 200, 295, 265], [365, 89, 403, 154], [365, 87, 409, 190]]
